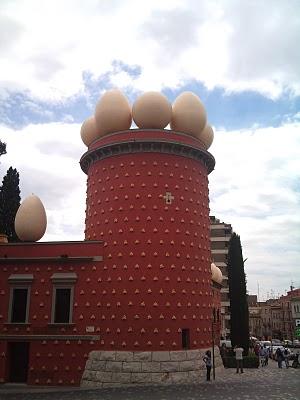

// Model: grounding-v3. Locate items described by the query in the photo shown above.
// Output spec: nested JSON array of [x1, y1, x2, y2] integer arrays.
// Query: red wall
[[84, 130, 214, 351], [0, 241, 102, 386]]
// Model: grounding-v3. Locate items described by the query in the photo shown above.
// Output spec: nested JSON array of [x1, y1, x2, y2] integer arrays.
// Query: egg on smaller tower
[[198, 124, 214, 150], [132, 92, 172, 129], [15, 195, 47, 242], [211, 263, 223, 284], [171, 92, 207, 138], [94, 89, 132, 136], [80, 116, 102, 146]]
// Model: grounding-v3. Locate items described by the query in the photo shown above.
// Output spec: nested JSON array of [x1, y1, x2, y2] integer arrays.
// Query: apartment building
[[210, 216, 233, 339]]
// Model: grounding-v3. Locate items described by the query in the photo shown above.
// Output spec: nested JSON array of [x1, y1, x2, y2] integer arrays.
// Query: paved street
[[0, 360, 299, 400]]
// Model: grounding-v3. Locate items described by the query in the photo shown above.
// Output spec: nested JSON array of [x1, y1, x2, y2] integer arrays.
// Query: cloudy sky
[[0, 0, 299, 300]]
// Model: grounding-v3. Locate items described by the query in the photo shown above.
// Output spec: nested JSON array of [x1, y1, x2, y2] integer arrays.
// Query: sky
[[0, 0, 299, 300]]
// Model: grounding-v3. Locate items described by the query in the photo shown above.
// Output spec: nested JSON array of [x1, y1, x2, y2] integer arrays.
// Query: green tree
[[0, 167, 21, 241], [228, 233, 249, 354], [0, 141, 6, 157]]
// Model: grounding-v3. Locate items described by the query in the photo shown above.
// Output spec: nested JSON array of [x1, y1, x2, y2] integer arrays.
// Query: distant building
[[247, 295, 262, 338], [210, 216, 232, 339], [248, 288, 300, 340]]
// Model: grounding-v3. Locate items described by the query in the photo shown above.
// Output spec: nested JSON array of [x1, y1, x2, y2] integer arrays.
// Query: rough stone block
[[81, 370, 96, 381], [188, 370, 201, 381], [133, 352, 152, 361], [95, 371, 112, 382], [81, 380, 102, 388], [102, 383, 124, 388], [115, 351, 134, 362], [170, 351, 187, 361], [179, 360, 196, 371], [100, 351, 116, 361], [106, 361, 123, 372], [131, 373, 152, 383], [151, 372, 170, 383], [141, 361, 161, 372], [160, 361, 179, 372], [152, 351, 170, 362], [186, 350, 200, 360], [90, 360, 106, 371], [84, 360, 92, 370], [122, 361, 141, 372], [89, 351, 106, 361], [170, 371, 189, 384], [111, 372, 131, 383]]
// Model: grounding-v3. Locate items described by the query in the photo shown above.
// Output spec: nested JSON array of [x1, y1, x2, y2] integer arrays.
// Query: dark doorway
[[182, 328, 190, 349], [8, 342, 29, 383]]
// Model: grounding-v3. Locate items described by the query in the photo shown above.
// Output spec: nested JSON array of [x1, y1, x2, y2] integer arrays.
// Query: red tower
[[80, 129, 215, 351]]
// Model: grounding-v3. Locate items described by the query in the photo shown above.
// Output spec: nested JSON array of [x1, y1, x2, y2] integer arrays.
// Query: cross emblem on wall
[[163, 192, 174, 205]]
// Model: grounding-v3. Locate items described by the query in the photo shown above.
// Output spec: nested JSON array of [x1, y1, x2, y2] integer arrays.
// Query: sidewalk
[[0, 359, 299, 400]]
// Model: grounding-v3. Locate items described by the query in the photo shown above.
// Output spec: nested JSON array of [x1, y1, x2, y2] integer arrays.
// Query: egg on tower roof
[[132, 91, 172, 129], [80, 116, 102, 146], [94, 89, 132, 136], [170, 92, 207, 139]]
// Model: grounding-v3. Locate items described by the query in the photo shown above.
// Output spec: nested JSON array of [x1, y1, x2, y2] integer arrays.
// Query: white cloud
[[0, 122, 86, 241], [1, 119, 299, 299], [209, 121, 300, 298], [0, 0, 299, 101]]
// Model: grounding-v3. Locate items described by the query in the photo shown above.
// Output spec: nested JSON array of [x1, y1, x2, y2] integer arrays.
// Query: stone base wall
[[81, 348, 223, 387]]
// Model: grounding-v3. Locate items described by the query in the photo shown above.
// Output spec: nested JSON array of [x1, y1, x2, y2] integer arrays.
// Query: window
[[8, 274, 33, 324], [53, 288, 72, 323], [182, 328, 190, 349], [10, 288, 29, 323], [51, 273, 77, 324]]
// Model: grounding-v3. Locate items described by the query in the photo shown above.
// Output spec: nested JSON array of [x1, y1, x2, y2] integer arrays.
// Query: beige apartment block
[[210, 216, 232, 339]]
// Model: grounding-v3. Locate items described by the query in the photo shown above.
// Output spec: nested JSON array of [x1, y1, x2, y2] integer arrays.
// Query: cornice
[[80, 138, 215, 175]]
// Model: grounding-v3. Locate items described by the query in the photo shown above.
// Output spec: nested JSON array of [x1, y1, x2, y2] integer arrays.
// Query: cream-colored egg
[[15, 195, 47, 242], [170, 92, 207, 138], [211, 263, 223, 284], [132, 91, 172, 129], [199, 124, 214, 150], [80, 116, 102, 146], [94, 89, 132, 135]]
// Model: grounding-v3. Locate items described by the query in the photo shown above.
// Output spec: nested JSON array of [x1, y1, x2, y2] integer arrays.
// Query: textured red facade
[[82, 129, 216, 350], [0, 241, 103, 386], [0, 128, 221, 386]]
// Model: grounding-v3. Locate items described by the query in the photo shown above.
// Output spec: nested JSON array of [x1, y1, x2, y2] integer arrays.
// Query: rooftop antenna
[[257, 282, 260, 302]]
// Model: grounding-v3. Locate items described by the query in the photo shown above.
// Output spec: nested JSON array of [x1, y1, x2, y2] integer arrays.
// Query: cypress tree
[[0, 141, 6, 157], [0, 167, 21, 242], [228, 233, 249, 355]]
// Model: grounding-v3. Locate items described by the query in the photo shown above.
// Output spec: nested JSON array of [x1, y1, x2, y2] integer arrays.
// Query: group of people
[[203, 342, 297, 381], [254, 342, 290, 368], [203, 345, 245, 380]]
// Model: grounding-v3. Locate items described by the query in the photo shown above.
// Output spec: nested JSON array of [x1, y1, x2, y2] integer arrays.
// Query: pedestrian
[[234, 345, 244, 374], [203, 350, 212, 381], [259, 345, 267, 367], [283, 347, 290, 368], [275, 347, 284, 368]]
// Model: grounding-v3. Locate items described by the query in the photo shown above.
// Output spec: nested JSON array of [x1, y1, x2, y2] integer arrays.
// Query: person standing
[[234, 345, 244, 373], [275, 347, 284, 368], [283, 347, 290, 368], [203, 350, 212, 381]]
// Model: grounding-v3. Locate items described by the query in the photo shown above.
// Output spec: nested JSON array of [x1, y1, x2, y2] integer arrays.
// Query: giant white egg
[[15, 195, 47, 242], [211, 263, 223, 284], [80, 116, 102, 146], [199, 124, 214, 150], [170, 92, 207, 138], [132, 91, 172, 129], [94, 89, 132, 135]]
